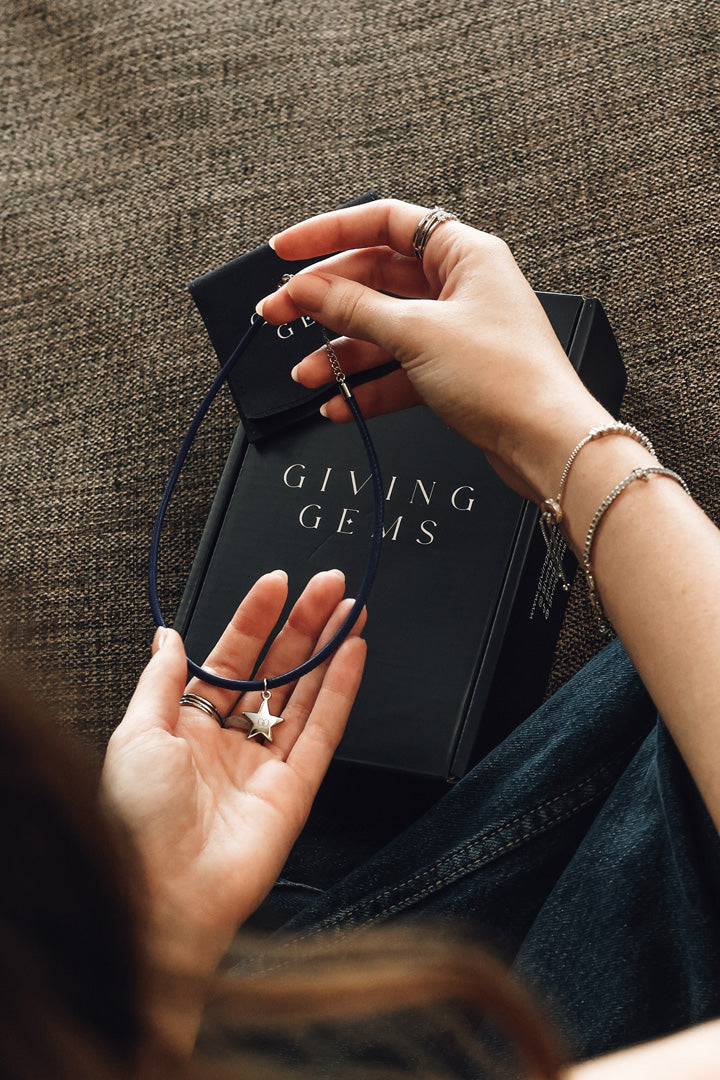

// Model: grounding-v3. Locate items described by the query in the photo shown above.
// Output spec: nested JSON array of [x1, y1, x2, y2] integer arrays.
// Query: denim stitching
[[361, 778, 616, 926], [293, 742, 642, 939], [363, 758, 627, 903], [275, 878, 325, 895]]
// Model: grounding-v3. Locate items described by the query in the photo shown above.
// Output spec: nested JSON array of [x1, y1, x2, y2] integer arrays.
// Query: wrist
[[503, 393, 616, 507], [144, 889, 235, 981], [141, 896, 236, 1054], [559, 436, 660, 557]]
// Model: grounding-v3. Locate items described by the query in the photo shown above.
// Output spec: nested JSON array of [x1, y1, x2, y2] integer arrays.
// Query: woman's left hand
[[102, 569, 365, 980]]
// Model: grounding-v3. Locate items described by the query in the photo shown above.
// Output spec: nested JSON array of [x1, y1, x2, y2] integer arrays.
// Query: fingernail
[[268, 235, 277, 250], [319, 402, 329, 418], [329, 568, 345, 580], [272, 569, 288, 582], [155, 627, 170, 650], [288, 271, 331, 312], [290, 364, 300, 382], [255, 298, 266, 317]]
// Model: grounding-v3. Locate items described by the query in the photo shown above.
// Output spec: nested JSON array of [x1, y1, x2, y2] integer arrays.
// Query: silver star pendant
[[241, 693, 284, 742]]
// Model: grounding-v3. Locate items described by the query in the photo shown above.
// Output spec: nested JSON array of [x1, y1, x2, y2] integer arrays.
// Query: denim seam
[[362, 777, 616, 926], [370, 758, 627, 903], [275, 878, 325, 894], [294, 745, 641, 939]]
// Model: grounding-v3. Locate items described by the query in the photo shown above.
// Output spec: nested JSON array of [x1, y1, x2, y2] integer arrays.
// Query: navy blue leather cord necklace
[[148, 316, 384, 696]]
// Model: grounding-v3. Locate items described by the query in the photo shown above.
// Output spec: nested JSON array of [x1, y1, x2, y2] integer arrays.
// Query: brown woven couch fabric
[[2, 1, 719, 744]]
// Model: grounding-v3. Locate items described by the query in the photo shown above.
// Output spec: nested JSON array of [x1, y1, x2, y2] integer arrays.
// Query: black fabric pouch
[[188, 192, 398, 441]]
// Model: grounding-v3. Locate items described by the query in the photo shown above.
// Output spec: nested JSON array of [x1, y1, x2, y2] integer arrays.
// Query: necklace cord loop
[[148, 317, 384, 692]]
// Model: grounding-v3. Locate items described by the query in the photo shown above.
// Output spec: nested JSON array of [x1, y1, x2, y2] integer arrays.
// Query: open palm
[[102, 569, 365, 976]]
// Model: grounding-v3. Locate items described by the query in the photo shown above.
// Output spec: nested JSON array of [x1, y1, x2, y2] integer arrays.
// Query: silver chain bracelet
[[539, 422, 656, 591], [583, 465, 690, 634]]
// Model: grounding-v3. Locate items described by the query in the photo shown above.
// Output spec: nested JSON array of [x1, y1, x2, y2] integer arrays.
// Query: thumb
[[287, 271, 408, 355]]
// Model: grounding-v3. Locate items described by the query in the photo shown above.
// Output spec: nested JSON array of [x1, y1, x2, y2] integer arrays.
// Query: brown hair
[[0, 676, 145, 1076], [0, 676, 565, 1079], [190, 929, 566, 1079]]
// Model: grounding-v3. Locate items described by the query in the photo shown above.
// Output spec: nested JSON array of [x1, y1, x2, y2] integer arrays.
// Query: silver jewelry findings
[[322, 328, 353, 402], [179, 693, 225, 727], [412, 206, 458, 261], [225, 684, 285, 742], [539, 422, 656, 591], [583, 466, 690, 634], [555, 424, 656, 516]]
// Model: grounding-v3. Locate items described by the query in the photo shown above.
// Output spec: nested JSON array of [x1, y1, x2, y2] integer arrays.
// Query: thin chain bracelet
[[583, 465, 690, 635], [539, 422, 656, 591], [556, 423, 655, 512]]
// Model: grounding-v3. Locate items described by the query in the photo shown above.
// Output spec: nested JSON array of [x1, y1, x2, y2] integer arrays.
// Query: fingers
[[258, 199, 472, 371], [293, 335, 421, 422], [282, 596, 367, 723], [183, 570, 290, 721], [297, 246, 433, 301], [292, 337, 394, 388], [286, 635, 367, 792], [325, 246, 433, 298], [116, 627, 189, 737], [180, 568, 357, 742], [231, 570, 349, 720], [256, 570, 348, 692], [321, 367, 423, 424], [234, 593, 367, 757], [260, 244, 433, 327], [266, 270, 410, 356], [269, 197, 434, 261]]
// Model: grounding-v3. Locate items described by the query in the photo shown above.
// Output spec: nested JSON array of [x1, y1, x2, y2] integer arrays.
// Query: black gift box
[[174, 234, 626, 781]]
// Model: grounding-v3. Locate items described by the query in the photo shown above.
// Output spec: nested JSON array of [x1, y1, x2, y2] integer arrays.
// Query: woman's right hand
[[258, 198, 612, 505], [264, 200, 720, 846]]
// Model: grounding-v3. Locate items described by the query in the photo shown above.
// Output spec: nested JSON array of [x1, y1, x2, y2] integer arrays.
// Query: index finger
[[270, 198, 432, 262]]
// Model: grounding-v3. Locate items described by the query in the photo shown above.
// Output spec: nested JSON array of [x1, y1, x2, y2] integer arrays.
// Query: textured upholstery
[[2, 0, 718, 741]]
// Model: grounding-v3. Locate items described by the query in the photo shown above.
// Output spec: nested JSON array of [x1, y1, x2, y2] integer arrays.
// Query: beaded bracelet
[[583, 465, 690, 634], [539, 422, 656, 590]]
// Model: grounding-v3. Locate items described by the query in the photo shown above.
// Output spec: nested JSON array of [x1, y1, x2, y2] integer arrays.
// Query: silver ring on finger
[[412, 206, 458, 261], [179, 693, 225, 727]]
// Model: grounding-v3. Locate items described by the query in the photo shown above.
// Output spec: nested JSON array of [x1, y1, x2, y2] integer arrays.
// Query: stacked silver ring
[[179, 692, 226, 727], [412, 206, 458, 260], [179, 692, 255, 734]]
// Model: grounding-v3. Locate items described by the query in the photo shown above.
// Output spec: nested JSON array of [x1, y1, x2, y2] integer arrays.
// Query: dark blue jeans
[[255, 639, 720, 1061]]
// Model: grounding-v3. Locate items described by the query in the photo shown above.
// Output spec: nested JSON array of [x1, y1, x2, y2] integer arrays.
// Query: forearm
[[564, 1017, 720, 1080], [144, 970, 206, 1058], [266, 200, 720, 826], [117, 831, 235, 1057], [538, 424, 720, 832]]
